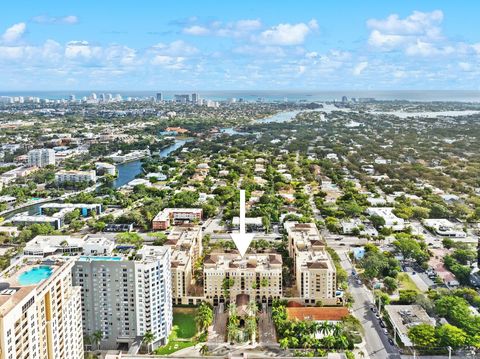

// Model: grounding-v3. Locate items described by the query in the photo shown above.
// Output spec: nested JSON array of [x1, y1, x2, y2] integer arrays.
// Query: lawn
[[173, 308, 197, 339], [397, 273, 420, 292], [154, 340, 195, 355]]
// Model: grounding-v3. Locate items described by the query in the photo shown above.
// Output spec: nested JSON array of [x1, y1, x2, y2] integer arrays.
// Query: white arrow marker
[[231, 189, 255, 257]]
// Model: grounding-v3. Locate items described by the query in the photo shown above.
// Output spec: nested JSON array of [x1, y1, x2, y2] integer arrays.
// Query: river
[[112, 139, 190, 188]]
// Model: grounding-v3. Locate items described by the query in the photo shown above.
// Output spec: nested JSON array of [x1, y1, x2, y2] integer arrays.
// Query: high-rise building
[[284, 221, 337, 305], [203, 253, 283, 306], [27, 148, 56, 168], [156, 93, 163, 102], [164, 225, 202, 305], [0, 258, 84, 359], [72, 243, 173, 350], [191, 93, 199, 104], [173, 94, 189, 104]]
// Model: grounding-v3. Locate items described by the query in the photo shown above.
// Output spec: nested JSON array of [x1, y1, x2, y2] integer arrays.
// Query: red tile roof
[[286, 307, 349, 322]]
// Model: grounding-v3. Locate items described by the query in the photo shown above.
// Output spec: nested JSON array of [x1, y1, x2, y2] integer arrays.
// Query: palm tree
[[91, 330, 103, 351], [335, 335, 350, 350], [227, 321, 239, 344], [245, 317, 257, 344], [319, 321, 332, 336], [322, 335, 336, 350], [247, 300, 258, 317], [331, 323, 343, 337], [199, 344, 209, 356], [195, 302, 213, 332], [143, 331, 155, 354]]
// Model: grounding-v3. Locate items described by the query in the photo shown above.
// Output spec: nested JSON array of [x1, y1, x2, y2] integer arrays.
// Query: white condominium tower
[[27, 149, 55, 168], [0, 258, 84, 359], [72, 245, 173, 350]]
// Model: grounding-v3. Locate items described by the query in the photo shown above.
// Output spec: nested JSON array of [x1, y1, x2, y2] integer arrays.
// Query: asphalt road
[[340, 252, 401, 359]]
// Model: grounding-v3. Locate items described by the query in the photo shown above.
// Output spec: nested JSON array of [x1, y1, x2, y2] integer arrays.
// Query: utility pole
[[448, 346, 452, 359]]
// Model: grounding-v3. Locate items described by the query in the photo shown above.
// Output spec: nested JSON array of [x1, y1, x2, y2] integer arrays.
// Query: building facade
[[27, 149, 55, 168], [55, 170, 96, 184], [72, 245, 172, 350], [0, 258, 84, 359], [203, 253, 282, 306], [284, 222, 337, 305], [152, 208, 203, 230]]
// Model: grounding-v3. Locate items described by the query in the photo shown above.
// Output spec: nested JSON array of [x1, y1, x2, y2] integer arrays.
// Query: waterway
[[112, 139, 190, 188]]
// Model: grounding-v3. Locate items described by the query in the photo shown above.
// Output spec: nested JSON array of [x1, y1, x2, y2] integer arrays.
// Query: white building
[[366, 207, 406, 231], [0, 258, 84, 359], [95, 162, 116, 176], [72, 245, 172, 350], [422, 219, 467, 238], [27, 148, 56, 167], [55, 170, 96, 183]]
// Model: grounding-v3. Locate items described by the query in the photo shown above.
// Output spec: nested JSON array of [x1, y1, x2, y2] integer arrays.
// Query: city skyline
[[1, 0, 480, 91]]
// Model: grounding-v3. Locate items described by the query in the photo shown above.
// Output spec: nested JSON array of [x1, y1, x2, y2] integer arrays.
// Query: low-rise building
[[423, 219, 467, 238], [384, 305, 436, 347], [366, 207, 405, 231], [55, 170, 96, 184], [152, 208, 203, 230]]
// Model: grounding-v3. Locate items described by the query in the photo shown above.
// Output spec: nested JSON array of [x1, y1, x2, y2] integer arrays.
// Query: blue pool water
[[18, 266, 53, 285], [79, 256, 121, 261]]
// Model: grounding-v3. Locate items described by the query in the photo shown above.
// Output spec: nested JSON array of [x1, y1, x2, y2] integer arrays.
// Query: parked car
[[388, 338, 395, 346], [383, 328, 388, 335]]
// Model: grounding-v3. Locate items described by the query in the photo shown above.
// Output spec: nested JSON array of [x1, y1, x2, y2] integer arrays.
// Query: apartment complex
[[0, 258, 83, 359], [27, 148, 55, 168], [284, 222, 337, 305], [72, 242, 172, 350], [203, 252, 282, 306], [152, 208, 203, 230], [55, 170, 96, 184], [165, 225, 202, 305]]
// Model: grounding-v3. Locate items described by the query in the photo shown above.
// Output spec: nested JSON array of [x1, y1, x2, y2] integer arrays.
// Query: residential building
[[0, 258, 84, 359], [27, 149, 55, 168], [164, 225, 202, 305], [203, 252, 282, 306], [72, 243, 172, 350], [284, 222, 337, 305], [95, 162, 116, 176], [55, 170, 96, 184], [152, 208, 203, 230]]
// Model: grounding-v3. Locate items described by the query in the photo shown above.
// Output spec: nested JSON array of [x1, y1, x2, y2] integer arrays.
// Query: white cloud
[[65, 41, 102, 60], [183, 25, 209, 36], [151, 40, 198, 56], [458, 62, 472, 71], [353, 61, 368, 75], [258, 20, 317, 46], [183, 19, 262, 38], [367, 10, 445, 54], [33, 15, 79, 24], [2, 22, 26, 43]]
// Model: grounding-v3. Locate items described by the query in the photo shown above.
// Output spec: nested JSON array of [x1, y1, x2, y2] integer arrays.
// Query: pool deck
[[0, 259, 64, 311]]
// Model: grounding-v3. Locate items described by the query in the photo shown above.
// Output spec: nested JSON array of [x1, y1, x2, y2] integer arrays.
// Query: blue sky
[[1, 0, 480, 90]]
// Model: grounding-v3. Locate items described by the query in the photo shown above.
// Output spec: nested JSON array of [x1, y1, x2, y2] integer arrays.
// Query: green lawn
[[173, 308, 197, 339], [397, 273, 420, 292], [154, 340, 195, 355]]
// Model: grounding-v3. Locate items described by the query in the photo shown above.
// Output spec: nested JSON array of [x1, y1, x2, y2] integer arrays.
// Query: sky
[[1, 0, 480, 91]]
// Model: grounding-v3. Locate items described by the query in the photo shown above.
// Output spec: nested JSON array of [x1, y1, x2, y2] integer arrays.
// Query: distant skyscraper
[[156, 92, 163, 102], [342, 95, 348, 103], [69, 94, 76, 102], [99, 93, 106, 102], [28, 148, 56, 168], [191, 93, 199, 104], [174, 94, 189, 104]]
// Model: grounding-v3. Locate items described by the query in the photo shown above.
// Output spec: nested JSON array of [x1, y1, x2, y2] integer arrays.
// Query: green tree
[[143, 331, 155, 353], [408, 324, 437, 348], [436, 324, 467, 349]]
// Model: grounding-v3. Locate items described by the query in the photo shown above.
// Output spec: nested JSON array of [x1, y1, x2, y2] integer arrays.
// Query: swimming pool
[[18, 266, 53, 285]]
